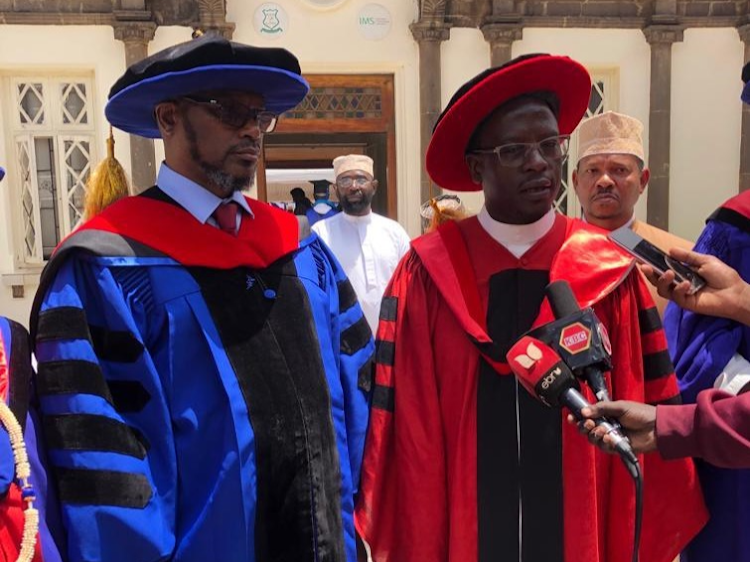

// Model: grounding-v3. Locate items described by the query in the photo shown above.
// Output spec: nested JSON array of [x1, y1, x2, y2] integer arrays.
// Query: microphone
[[534, 280, 613, 402], [506, 335, 639, 473]]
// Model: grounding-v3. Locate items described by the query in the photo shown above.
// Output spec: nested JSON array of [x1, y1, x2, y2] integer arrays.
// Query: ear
[[154, 101, 179, 136], [639, 167, 650, 194], [465, 154, 484, 185], [571, 168, 579, 190], [371, 179, 379, 194]]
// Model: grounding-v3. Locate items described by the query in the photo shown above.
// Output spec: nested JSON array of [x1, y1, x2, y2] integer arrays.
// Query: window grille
[[5, 75, 95, 263], [557, 70, 618, 217], [283, 86, 383, 120]]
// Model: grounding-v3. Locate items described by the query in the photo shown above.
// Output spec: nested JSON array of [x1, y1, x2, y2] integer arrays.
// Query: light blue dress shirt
[[157, 163, 253, 231]]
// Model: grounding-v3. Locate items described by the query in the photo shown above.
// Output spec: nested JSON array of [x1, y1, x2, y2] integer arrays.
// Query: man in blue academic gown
[[662, 62, 750, 562], [306, 179, 339, 227], [30, 34, 373, 562]]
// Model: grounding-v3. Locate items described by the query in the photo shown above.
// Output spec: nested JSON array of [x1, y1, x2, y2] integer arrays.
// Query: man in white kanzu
[[312, 154, 410, 333]]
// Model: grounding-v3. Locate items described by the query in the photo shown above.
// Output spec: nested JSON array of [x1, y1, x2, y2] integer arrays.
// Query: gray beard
[[204, 168, 253, 198]]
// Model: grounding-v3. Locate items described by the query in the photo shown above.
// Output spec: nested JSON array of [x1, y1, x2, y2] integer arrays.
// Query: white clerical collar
[[478, 206, 556, 258]]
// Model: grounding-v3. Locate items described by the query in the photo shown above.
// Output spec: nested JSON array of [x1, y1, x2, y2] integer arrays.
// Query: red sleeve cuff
[[656, 403, 700, 460]]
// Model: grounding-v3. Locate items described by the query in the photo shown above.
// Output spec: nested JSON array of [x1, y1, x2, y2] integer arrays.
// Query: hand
[[567, 400, 658, 455], [640, 248, 750, 325]]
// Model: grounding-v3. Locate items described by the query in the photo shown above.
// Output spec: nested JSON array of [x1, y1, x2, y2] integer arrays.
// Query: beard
[[203, 167, 253, 197], [184, 116, 257, 198], [340, 190, 374, 215]]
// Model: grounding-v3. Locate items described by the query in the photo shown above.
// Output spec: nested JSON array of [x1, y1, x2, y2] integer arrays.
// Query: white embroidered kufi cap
[[332, 154, 374, 178], [577, 111, 645, 163]]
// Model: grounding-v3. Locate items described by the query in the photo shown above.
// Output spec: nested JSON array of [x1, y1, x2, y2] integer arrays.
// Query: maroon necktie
[[213, 201, 240, 236]]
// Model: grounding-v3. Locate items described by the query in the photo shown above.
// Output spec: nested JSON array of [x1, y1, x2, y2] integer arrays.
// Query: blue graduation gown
[[30, 188, 373, 562], [306, 205, 339, 228], [664, 191, 750, 562]]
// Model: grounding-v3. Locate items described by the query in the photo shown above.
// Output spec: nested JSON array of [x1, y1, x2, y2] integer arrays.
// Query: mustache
[[229, 140, 261, 153], [593, 188, 618, 199]]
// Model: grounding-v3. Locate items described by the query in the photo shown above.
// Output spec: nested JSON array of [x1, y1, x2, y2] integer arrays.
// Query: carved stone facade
[[0, 0, 223, 29], [481, 23, 523, 65], [421, 0, 448, 19], [0, 1, 745, 36], [421, 1, 748, 26]]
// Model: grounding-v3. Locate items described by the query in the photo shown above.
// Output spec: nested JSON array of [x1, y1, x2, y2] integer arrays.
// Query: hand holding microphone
[[506, 335, 639, 474], [574, 401, 658, 455]]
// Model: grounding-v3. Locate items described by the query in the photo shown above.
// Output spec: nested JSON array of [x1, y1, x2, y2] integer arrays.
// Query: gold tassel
[[426, 195, 468, 232], [83, 126, 130, 220]]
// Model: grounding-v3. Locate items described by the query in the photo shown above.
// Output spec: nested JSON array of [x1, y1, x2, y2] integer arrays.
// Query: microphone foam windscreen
[[545, 280, 580, 318]]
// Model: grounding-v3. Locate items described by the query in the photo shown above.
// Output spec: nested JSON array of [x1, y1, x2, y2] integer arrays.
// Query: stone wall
[[0, 0, 201, 26], [0, 0, 746, 28], [433, 0, 748, 27]]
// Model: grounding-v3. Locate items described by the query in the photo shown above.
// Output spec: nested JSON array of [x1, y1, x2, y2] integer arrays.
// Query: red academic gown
[[356, 214, 707, 562]]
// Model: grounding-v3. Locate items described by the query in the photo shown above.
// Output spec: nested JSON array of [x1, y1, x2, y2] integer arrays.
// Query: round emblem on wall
[[358, 3, 392, 41], [302, 0, 349, 9], [253, 3, 289, 39]]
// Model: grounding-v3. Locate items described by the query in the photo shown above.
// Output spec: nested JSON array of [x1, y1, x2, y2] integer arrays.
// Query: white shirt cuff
[[713, 353, 750, 395]]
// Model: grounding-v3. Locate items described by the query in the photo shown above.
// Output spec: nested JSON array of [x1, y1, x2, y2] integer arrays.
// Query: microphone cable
[[589, 419, 643, 562], [623, 451, 643, 562]]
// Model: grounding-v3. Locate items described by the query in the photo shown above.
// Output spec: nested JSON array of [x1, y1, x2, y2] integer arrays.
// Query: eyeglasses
[[470, 135, 570, 167], [336, 176, 371, 189], [181, 96, 278, 133]]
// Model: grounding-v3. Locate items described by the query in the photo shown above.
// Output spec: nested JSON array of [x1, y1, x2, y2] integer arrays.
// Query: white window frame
[[559, 67, 620, 219], [2, 73, 97, 268]]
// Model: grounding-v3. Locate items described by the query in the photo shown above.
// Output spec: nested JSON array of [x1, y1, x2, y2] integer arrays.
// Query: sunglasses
[[181, 96, 278, 133]]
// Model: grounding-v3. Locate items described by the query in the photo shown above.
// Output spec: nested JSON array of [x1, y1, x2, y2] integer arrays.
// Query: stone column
[[196, 0, 235, 39], [643, 25, 683, 229], [738, 24, 750, 192], [481, 23, 522, 67], [193, 23, 235, 39], [113, 22, 157, 192], [410, 22, 450, 202]]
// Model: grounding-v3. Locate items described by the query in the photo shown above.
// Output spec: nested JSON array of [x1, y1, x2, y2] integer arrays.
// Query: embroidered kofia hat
[[426, 53, 591, 192], [576, 111, 645, 164], [332, 154, 374, 178], [105, 33, 309, 139]]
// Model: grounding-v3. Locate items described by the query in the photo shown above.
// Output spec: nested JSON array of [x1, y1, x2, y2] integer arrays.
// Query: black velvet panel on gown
[[189, 258, 345, 562], [478, 269, 564, 562]]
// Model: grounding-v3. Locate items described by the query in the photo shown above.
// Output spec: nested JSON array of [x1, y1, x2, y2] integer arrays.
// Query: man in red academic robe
[[355, 54, 707, 562]]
